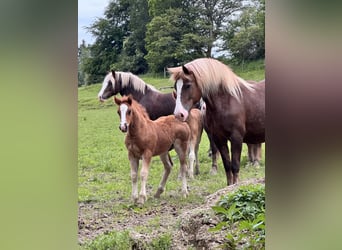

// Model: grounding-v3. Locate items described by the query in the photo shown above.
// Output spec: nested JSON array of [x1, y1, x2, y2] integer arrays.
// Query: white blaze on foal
[[119, 104, 129, 132]]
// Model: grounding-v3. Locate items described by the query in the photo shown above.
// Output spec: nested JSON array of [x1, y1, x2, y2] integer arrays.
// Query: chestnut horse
[[114, 95, 191, 204], [169, 58, 265, 186]]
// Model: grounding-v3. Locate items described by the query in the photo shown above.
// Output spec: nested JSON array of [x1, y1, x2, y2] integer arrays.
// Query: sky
[[78, 0, 110, 46]]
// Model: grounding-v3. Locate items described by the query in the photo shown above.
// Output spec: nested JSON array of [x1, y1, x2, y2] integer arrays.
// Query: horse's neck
[[119, 87, 144, 101]]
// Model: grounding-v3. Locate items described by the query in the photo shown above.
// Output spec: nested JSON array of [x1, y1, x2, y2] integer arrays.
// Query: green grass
[[78, 60, 265, 247]]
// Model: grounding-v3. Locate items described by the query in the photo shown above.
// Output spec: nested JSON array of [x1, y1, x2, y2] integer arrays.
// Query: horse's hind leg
[[214, 137, 233, 185], [174, 139, 189, 197], [247, 143, 253, 166], [187, 140, 196, 179], [155, 152, 173, 198], [210, 141, 219, 175], [253, 143, 262, 167], [194, 138, 201, 175]]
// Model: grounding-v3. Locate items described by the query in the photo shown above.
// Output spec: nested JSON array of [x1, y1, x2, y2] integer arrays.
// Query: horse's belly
[[152, 141, 173, 156], [243, 132, 265, 144]]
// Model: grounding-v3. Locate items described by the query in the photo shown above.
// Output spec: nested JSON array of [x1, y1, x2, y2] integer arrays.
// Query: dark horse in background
[[98, 70, 175, 120], [169, 58, 265, 185]]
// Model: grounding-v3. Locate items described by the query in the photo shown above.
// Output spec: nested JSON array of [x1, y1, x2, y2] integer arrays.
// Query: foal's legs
[[154, 152, 173, 198], [188, 139, 196, 179], [138, 153, 152, 204], [129, 154, 139, 203], [174, 140, 189, 197]]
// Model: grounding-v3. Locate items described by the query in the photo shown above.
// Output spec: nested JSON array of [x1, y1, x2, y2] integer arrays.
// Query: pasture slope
[[78, 62, 265, 249]]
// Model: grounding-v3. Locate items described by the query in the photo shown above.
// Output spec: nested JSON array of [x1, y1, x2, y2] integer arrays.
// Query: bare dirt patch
[[78, 178, 265, 248]]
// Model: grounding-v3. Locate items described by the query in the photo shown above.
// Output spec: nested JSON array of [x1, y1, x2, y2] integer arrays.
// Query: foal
[[114, 95, 191, 204]]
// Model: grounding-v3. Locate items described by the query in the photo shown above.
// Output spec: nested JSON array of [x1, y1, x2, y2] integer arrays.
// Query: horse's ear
[[182, 65, 190, 75], [114, 96, 121, 105], [127, 95, 133, 105], [111, 70, 116, 79]]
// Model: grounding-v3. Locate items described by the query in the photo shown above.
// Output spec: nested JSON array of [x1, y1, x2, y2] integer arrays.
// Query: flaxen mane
[[113, 72, 159, 94], [168, 58, 254, 100]]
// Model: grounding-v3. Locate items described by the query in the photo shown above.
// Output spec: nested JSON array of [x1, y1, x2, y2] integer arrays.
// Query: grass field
[[78, 60, 265, 247]]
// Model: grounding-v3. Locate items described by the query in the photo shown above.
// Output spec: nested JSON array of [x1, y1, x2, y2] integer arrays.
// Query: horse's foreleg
[[129, 155, 139, 203], [214, 137, 232, 185], [155, 152, 173, 198], [139, 154, 151, 204], [231, 136, 243, 184]]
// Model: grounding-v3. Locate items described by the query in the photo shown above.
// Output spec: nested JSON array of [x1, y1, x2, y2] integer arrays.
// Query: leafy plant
[[210, 184, 265, 249]]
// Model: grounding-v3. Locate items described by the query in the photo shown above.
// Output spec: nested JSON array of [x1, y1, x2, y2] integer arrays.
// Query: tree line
[[78, 0, 264, 85]]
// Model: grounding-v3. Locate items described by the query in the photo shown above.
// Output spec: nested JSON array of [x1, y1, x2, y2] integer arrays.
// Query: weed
[[83, 230, 132, 250], [210, 184, 265, 249]]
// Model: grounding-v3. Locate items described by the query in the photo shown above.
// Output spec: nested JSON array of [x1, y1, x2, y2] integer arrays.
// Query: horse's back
[[140, 92, 175, 120], [243, 81, 265, 143], [155, 115, 190, 141]]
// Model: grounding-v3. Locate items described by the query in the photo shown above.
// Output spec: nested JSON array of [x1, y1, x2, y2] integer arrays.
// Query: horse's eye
[[127, 110, 131, 115], [184, 84, 191, 89]]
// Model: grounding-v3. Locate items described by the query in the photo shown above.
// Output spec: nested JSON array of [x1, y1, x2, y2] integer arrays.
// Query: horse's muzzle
[[174, 111, 188, 122], [119, 124, 128, 133], [98, 95, 106, 102]]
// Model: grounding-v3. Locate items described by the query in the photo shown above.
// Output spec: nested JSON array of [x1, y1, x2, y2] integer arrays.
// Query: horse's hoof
[[210, 167, 218, 175], [252, 161, 260, 168], [132, 196, 139, 204], [154, 188, 164, 198]]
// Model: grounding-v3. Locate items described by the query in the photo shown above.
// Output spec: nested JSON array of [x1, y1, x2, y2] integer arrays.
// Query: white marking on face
[[119, 104, 129, 129], [97, 74, 114, 100], [175, 79, 184, 111], [174, 79, 189, 121]]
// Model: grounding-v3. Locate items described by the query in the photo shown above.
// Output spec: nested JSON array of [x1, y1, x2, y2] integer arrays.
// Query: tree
[[222, 0, 265, 63], [78, 40, 91, 86], [145, 8, 185, 72], [191, 0, 244, 57], [83, 0, 130, 84], [113, 0, 151, 74]]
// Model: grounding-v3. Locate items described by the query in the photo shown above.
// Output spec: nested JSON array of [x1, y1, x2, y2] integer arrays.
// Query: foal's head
[[98, 70, 120, 102], [114, 95, 134, 133]]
